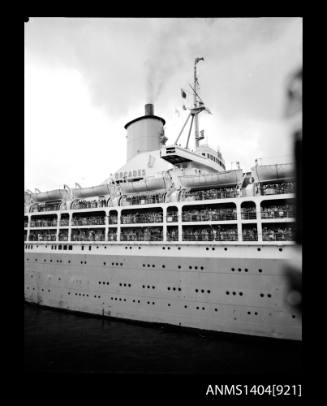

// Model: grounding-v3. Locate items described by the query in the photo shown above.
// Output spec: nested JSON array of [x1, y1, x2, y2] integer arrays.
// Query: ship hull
[[24, 243, 301, 340]]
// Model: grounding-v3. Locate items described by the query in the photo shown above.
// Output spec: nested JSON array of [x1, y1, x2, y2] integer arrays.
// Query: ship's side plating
[[24, 241, 300, 340]]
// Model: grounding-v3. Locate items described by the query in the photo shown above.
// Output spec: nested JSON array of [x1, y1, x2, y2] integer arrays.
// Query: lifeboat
[[179, 169, 243, 189], [119, 176, 169, 194], [72, 184, 111, 199], [252, 163, 294, 183], [31, 189, 69, 202]]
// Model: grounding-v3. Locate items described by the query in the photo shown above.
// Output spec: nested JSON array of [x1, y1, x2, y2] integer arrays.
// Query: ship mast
[[174, 57, 209, 149], [193, 57, 203, 148]]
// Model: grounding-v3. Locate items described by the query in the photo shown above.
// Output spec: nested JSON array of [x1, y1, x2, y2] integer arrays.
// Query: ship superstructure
[[24, 59, 301, 340]]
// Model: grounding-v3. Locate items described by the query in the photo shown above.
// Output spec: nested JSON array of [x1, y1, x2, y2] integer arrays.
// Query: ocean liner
[[24, 59, 302, 340]]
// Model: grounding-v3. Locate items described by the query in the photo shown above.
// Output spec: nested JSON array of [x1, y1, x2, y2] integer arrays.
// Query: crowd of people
[[31, 203, 61, 213], [108, 229, 117, 241], [184, 186, 238, 202], [72, 215, 105, 226], [29, 230, 57, 241], [120, 227, 163, 241], [30, 218, 57, 228], [59, 230, 69, 241], [121, 211, 163, 224], [60, 218, 70, 227], [71, 229, 105, 241], [262, 225, 294, 241], [241, 207, 257, 219], [122, 194, 165, 206], [242, 227, 258, 241], [167, 227, 178, 241], [260, 182, 295, 196], [166, 211, 178, 222], [182, 207, 237, 222], [109, 214, 118, 224], [72, 199, 107, 210], [182, 226, 238, 241], [261, 203, 294, 219]]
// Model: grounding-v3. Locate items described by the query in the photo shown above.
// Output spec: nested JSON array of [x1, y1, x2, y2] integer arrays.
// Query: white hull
[[24, 242, 301, 340]]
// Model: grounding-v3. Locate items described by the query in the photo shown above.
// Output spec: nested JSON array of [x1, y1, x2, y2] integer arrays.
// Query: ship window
[[202, 153, 205, 156], [69, 245, 72, 250], [89, 246, 92, 251], [58, 245, 62, 250], [63, 245, 67, 250], [82, 246, 84, 250]]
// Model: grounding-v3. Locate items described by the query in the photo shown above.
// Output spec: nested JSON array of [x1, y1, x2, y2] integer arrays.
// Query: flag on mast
[[181, 88, 187, 98]]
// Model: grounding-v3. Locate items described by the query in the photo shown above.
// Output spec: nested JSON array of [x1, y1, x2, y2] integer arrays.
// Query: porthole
[[178, 247, 181, 250], [214, 308, 218, 312], [195, 289, 198, 293], [168, 303, 171, 307], [247, 311, 251, 315], [279, 248, 283, 252], [162, 265, 165, 268], [147, 264, 150, 268], [152, 286, 155, 289], [162, 247, 165, 250], [189, 266, 192, 270], [254, 312, 258, 315], [178, 288, 181, 292], [232, 292, 236, 295], [224, 248, 228, 251], [238, 268, 241, 272], [152, 264, 155, 268], [260, 293, 264, 297], [212, 248, 215, 251], [267, 294, 271, 298], [168, 247, 171, 250], [142, 264, 145, 267], [107, 282, 109, 285], [257, 248, 261, 251], [292, 315, 296, 319], [184, 305, 188, 309], [206, 247, 209, 251], [201, 289, 204, 293], [178, 265, 181, 269], [245, 268, 248, 272], [258, 269, 263, 273], [231, 268, 235, 271], [120, 263, 123, 266], [239, 292, 243, 296], [202, 307, 205, 311], [196, 306, 199, 310], [226, 291, 230, 295], [195, 266, 198, 270], [207, 290, 211, 294], [103, 262, 106, 265], [173, 287, 176, 291]]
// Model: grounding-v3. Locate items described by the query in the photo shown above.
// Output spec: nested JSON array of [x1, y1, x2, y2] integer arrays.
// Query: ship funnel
[[145, 103, 154, 116], [124, 103, 165, 162]]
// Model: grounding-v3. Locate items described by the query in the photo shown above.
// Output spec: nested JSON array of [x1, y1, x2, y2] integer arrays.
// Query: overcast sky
[[25, 17, 302, 191]]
